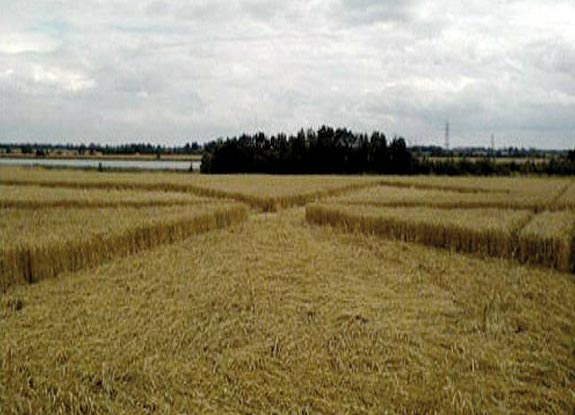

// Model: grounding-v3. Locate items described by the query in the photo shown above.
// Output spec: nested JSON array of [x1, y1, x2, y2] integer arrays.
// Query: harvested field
[[1, 209, 574, 414], [0, 184, 218, 209], [0, 204, 247, 291]]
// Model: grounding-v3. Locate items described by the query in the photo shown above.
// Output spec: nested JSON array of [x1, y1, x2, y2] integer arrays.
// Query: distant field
[[326, 180, 571, 211], [379, 175, 571, 195], [1, 166, 574, 414], [422, 156, 551, 164], [0, 184, 218, 209], [0, 167, 382, 211]]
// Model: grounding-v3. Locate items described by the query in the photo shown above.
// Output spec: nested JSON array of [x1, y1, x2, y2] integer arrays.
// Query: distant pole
[[445, 121, 450, 150], [491, 133, 495, 153]]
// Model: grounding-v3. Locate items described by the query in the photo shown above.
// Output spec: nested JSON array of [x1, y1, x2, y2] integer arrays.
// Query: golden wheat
[[306, 203, 533, 260], [553, 180, 575, 210], [330, 177, 572, 211], [379, 175, 570, 196], [1, 169, 574, 413], [0, 184, 220, 209], [518, 210, 575, 272], [328, 184, 560, 211], [1, 208, 573, 414], [0, 204, 247, 291], [0, 167, 381, 211]]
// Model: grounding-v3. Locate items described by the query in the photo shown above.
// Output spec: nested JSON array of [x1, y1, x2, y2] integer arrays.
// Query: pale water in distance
[[0, 158, 201, 171]]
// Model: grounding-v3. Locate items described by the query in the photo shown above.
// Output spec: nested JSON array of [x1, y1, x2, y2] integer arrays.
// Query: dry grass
[[0, 167, 381, 211], [307, 204, 533, 261], [554, 180, 575, 210], [1, 209, 574, 414], [327, 184, 561, 211], [379, 175, 570, 196], [3, 167, 568, 212], [0, 184, 219, 209], [0, 204, 247, 291], [518, 210, 575, 272]]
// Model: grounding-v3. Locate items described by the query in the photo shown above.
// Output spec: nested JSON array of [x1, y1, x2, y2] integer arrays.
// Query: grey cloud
[[143, 0, 170, 16], [335, 0, 419, 25], [1, 0, 574, 148], [525, 38, 575, 77]]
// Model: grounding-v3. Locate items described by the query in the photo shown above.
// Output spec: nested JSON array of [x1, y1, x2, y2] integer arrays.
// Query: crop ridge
[[376, 178, 510, 194], [306, 203, 575, 273], [306, 204, 526, 258], [0, 204, 248, 292], [517, 210, 575, 272], [0, 177, 238, 200], [550, 179, 575, 210], [0, 199, 214, 210], [271, 180, 381, 211], [0, 176, 381, 212], [338, 199, 546, 212]]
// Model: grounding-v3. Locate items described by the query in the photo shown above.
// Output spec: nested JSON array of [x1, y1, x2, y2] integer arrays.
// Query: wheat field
[[306, 204, 533, 259], [554, 180, 575, 210], [518, 210, 575, 272], [0, 203, 247, 291], [0, 184, 220, 209], [380, 175, 571, 195], [1, 167, 574, 414], [0, 167, 381, 211], [326, 184, 560, 211]]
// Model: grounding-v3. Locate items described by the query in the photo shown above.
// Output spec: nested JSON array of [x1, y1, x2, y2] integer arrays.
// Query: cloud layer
[[1, 0, 574, 148]]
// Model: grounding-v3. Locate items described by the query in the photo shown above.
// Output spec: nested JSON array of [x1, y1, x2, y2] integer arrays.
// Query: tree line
[[201, 126, 415, 174], [201, 126, 575, 175], [411, 145, 568, 159], [417, 157, 575, 176]]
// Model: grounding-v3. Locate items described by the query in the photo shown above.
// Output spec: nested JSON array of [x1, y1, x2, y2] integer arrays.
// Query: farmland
[[327, 178, 573, 211], [0, 167, 381, 211], [1, 167, 574, 414], [0, 185, 217, 209]]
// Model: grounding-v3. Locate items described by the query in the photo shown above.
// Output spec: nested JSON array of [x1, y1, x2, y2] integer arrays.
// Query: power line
[[491, 133, 495, 152]]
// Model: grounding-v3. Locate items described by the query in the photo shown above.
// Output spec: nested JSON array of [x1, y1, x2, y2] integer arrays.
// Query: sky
[[1, 0, 574, 149]]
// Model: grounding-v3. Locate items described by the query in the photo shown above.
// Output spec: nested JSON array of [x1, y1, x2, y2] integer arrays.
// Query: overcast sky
[[1, 0, 574, 148]]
